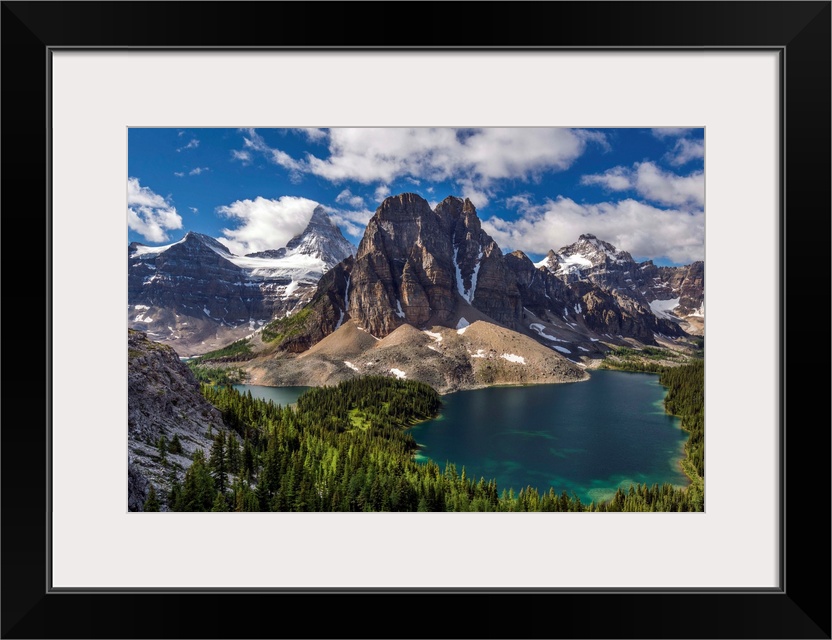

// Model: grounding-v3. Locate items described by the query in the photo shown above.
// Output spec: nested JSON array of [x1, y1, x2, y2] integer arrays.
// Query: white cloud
[[216, 196, 319, 255], [581, 162, 704, 208], [326, 206, 374, 240], [652, 128, 695, 138], [173, 171, 185, 178], [231, 150, 251, 164], [580, 166, 632, 191], [189, 207, 198, 214], [665, 137, 704, 166], [300, 128, 328, 142], [482, 196, 704, 264], [306, 128, 603, 189], [127, 177, 183, 243], [335, 188, 365, 208], [240, 128, 304, 173], [189, 167, 209, 176], [233, 128, 605, 207], [177, 138, 199, 152], [374, 184, 391, 202]]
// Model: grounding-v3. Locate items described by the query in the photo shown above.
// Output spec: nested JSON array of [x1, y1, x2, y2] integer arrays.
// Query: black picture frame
[[2, 2, 829, 638]]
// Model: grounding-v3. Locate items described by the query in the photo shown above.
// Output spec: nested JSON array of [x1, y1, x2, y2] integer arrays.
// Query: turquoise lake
[[234, 371, 689, 506], [408, 370, 689, 505]]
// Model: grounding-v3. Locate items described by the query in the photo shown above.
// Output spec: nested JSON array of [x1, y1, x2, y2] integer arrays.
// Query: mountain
[[535, 233, 705, 334], [235, 193, 701, 393], [128, 206, 354, 354], [127, 329, 228, 510]]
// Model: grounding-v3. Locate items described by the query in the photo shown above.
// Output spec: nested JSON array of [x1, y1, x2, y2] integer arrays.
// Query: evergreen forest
[[155, 364, 704, 513]]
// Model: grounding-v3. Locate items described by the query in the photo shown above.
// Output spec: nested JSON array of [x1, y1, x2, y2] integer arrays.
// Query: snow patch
[[687, 304, 705, 318], [456, 317, 470, 331], [389, 368, 407, 379], [501, 353, 526, 364], [282, 280, 300, 299], [344, 361, 359, 372], [529, 323, 565, 342], [649, 297, 681, 320], [574, 303, 582, 314], [551, 345, 571, 354], [577, 346, 590, 352], [133, 304, 150, 310], [424, 331, 443, 343], [334, 309, 345, 330], [203, 307, 211, 317], [453, 245, 483, 303], [134, 313, 153, 323], [395, 299, 405, 319], [472, 349, 487, 358]]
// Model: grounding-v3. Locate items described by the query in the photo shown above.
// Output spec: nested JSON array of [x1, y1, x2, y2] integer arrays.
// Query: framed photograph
[[4, 1, 829, 638]]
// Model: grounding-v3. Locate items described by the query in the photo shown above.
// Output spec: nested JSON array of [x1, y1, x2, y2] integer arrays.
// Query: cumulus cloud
[[177, 138, 199, 152], [335, 188, 365, 208], [234, 128, 605, 207], [665, 137, 704, 166], [581, 162, 704, 208], [216, 196, 320, 255], [306, 128, 604, 188], [482, 196, 704, 264], [127, 177, 183, 243], [189, 167, 210, 176], [300, 128, 328, 142], [580, 166, 632, 191], [174, 171, 185, 178]]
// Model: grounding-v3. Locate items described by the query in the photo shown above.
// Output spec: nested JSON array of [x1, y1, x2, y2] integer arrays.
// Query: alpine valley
[[128, 193, 705, 512]]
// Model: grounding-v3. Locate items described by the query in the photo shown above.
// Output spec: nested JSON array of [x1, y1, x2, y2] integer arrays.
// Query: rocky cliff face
[[344, 194, 522, 339], [128, 206, 354, 354], [262, 194, 695, 357], [127, 329, 227, 511], [537, 233, 704, 328]]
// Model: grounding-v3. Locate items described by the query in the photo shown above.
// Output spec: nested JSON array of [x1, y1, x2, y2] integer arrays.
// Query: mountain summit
[[128, 207, 354, 354], [256, 194, 696, 364]]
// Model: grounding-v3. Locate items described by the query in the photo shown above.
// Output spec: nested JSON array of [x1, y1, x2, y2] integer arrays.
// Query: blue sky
[[128, 127, 704, 265]]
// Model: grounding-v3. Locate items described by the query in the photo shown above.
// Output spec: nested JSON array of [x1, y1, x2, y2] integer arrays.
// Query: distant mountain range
[[128, 205, 354, 353], [128, 192, 703, 391]]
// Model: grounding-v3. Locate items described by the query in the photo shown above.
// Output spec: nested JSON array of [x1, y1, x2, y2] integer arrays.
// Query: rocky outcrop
[[344, 194, 523, 339], [127, 329, 227, 510], [263, 194, 697, 356], [538, 233, 703, 329]]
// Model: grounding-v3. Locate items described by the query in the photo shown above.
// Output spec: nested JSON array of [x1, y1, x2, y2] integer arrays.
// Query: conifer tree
[[143, 485, 160, 512], [209, 431, 227, 494]]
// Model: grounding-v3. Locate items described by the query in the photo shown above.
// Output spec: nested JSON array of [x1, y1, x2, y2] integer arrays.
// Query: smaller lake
[[232, 385, 310, 407], [409, 370, 690, 506]]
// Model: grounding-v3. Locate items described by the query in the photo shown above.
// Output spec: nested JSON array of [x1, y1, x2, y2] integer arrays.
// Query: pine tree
[[180, 449, 215, 511], [211, 491, 229, 512], [209, 431, 227, 494], [158, 434, 168, 465], [143, 485, 160, 512], [169, 433, 183, 455]]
